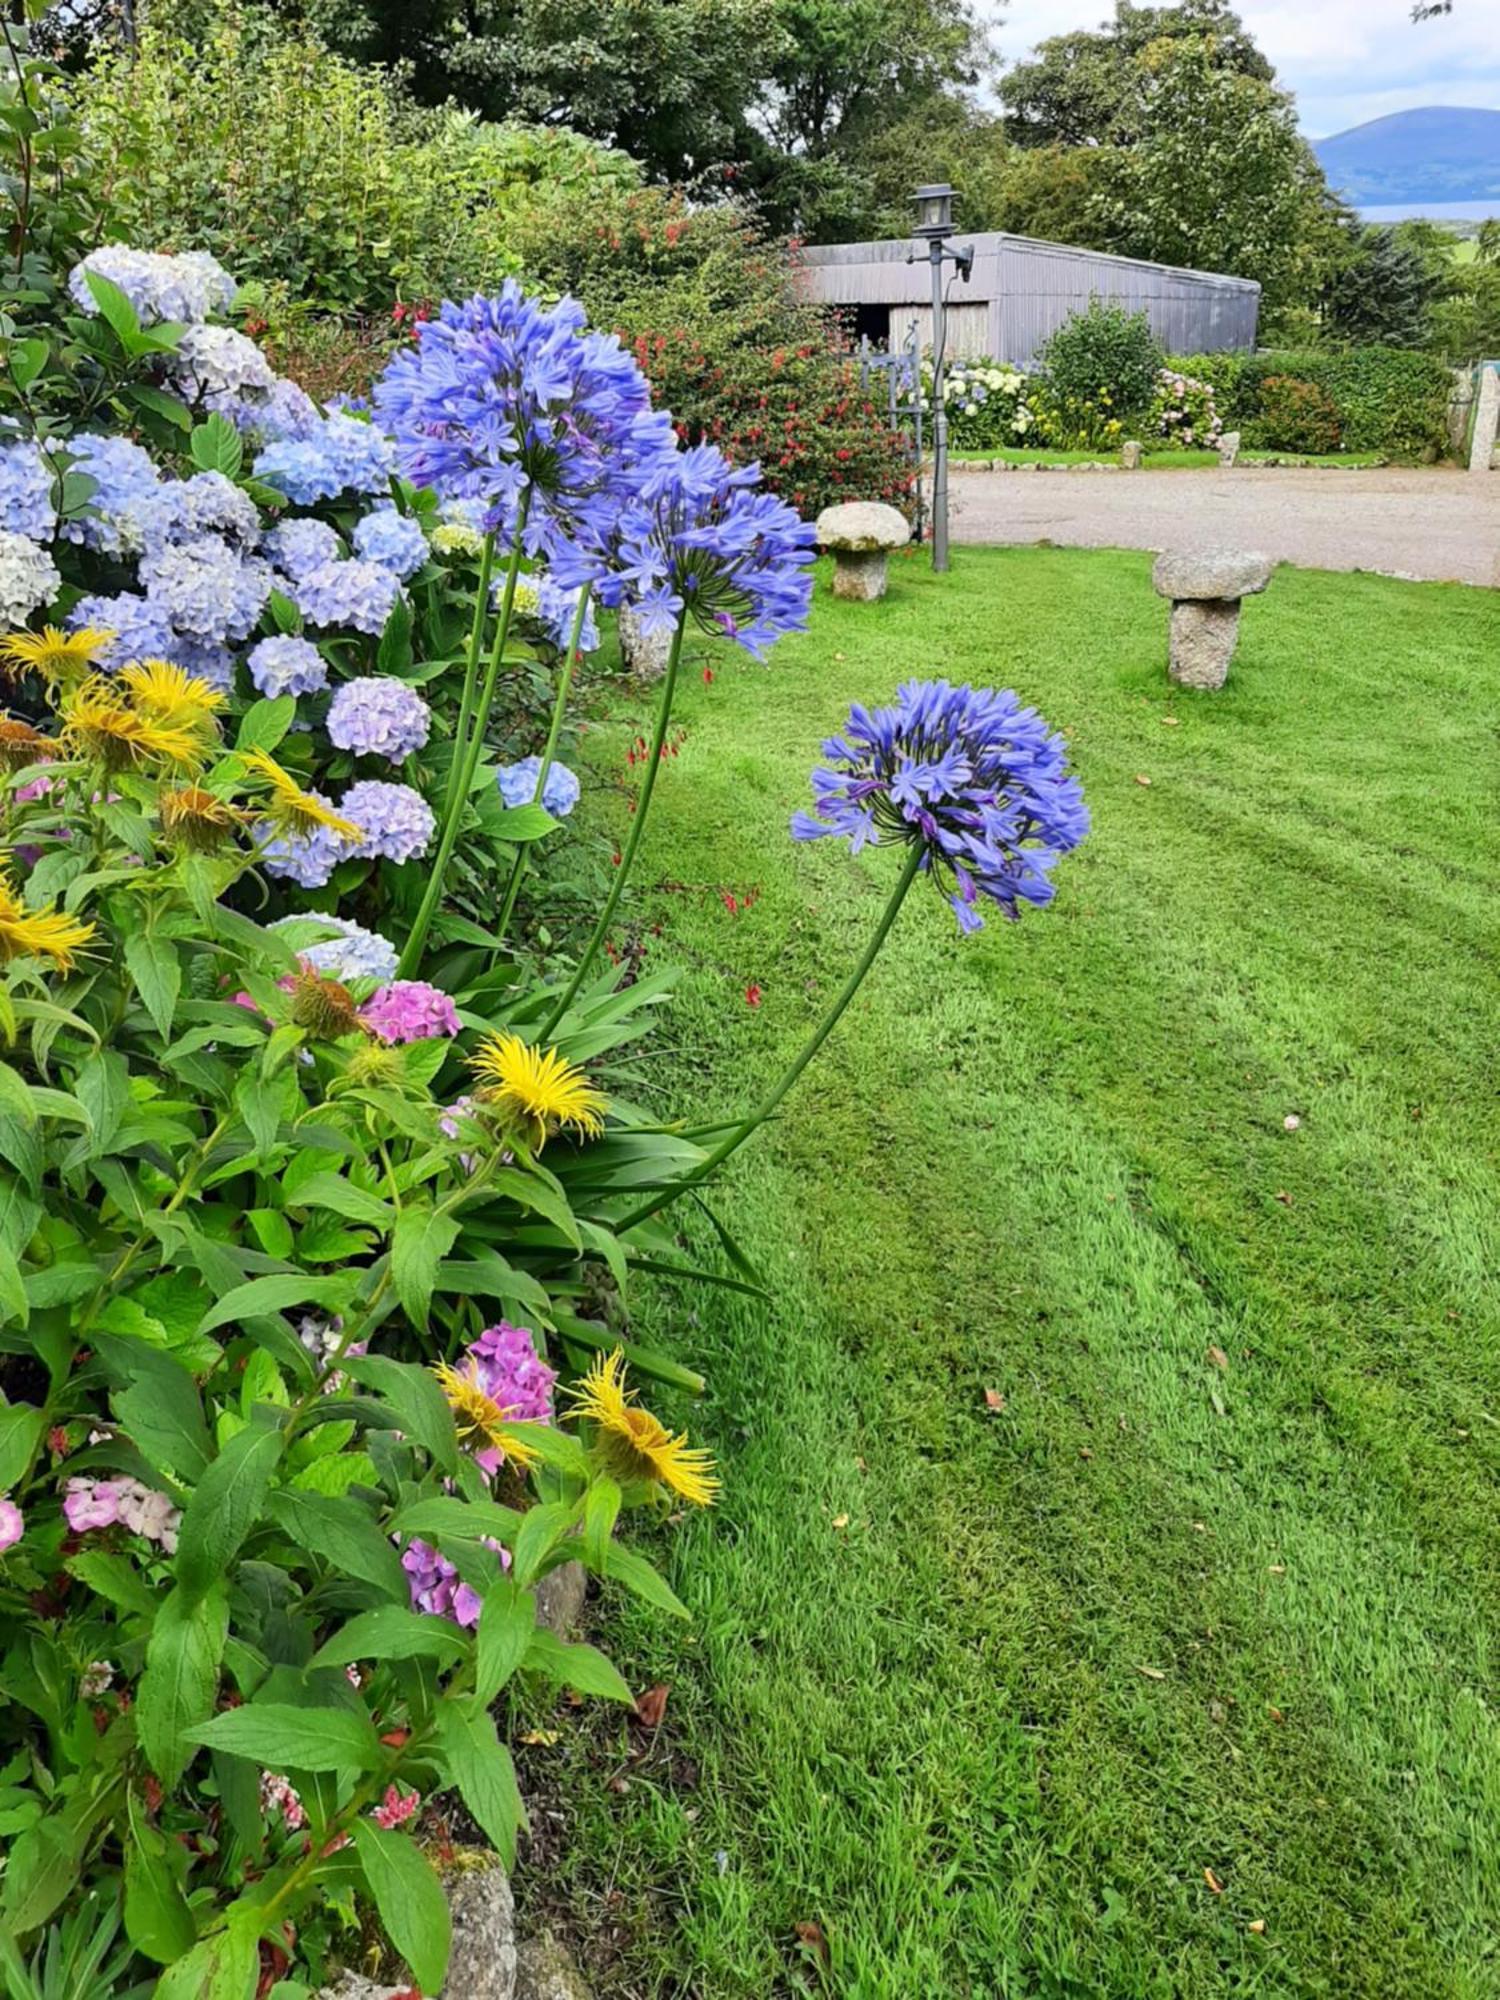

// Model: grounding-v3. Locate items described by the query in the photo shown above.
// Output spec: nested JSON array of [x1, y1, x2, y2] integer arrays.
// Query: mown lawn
[[519, 547, 1500, 2000]]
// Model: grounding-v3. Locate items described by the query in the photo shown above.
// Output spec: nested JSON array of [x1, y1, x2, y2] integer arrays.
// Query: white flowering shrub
[[1148, 366, 1224, 450], [924, 359, 1040, 451]]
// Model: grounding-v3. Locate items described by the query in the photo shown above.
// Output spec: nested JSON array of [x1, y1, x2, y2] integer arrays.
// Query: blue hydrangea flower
[[0, 531, 60, 627], [506, 575, 600, 654], [258, 820, 349, 889], [168, 325, 278, 414], [264, 517, 343, 580], [372, 281, 674, 558], [292, 559, 402, 637], [59, 434, 161, 554], [228, 375, 322, 446], [325, 676, 430, 760], [339, 779, 435, 863], [553, 443, 815, 660], [248, 634, 329, 700], [791, 680, 1089, 931], [136, 471, 261, 553], [0, 442, 54, 542], [497, 756, 580, 818], [66, 591, 178, 670], [69, 246, 235, 325], [174, 637, 237, 693], [352, 507, 428, 580], [254, 413, 394, 504], [274, 915, 398, 984], [140, 535, 271, 643]]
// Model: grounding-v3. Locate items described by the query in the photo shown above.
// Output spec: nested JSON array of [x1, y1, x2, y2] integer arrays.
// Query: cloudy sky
[[989, 2, 1500, 139]]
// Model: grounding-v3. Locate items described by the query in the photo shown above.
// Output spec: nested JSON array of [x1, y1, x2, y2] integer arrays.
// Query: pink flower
[[360, 980, 461, 1045], [260, 1772, 306, 1831], [63, 1477, 124, 1531], [372, 1785, 421, 1830], [0, 1497, 23, 1552]]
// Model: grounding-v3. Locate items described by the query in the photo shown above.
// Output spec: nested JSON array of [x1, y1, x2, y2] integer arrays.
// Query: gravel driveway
[[949, 464, 1500, 587]]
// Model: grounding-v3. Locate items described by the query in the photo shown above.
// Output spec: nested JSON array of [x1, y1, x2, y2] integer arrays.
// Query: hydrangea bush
[[928, 360, 1040, 453]]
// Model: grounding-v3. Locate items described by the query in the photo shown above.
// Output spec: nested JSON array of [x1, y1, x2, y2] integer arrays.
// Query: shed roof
[[799, 231, 1261, 298]]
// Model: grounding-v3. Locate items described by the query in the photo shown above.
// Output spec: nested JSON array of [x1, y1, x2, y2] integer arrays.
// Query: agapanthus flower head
[[469, 1032, 606, 1149], [0, 531, 61, 628], [292, 559, 402, 638], [352, 507, 428, 580], [360, 979, 460, 1044], [338, 779, 434, 863], [554, 443, 815, 660], [276, 914, 398, 985], [66, 592, 176, 671], [326, 677, 430, 761], [791, 679, 1089, 931], [59, 434, 161, 554], [497, 756, 580, 818], [247, 633, 328, 700], [1, 625, 112, 689], [69, 246, 235, 325], [569, 1349, 719, 1507], [372, 281, 674, 556], [264, 517, 343, 581], [0, 441, 55, 542]]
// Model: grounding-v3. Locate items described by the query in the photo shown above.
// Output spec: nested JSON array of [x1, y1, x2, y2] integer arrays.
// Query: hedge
[[1166, 346, 1454, 459]]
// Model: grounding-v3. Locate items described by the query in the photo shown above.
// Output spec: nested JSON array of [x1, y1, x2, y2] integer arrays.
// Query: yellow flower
[[0, 714, 53, 768], [60, 677, 204, 770], [433, 1360, 543, 1473], [241, 750, 363, 842], [0, 626, 113, 688], [468, 1032, 607, 1149], [119, 659, 224, 739], [569, 1350, 718, 1507], [0, 869, 96, 972], [158, 784, 244, 852]]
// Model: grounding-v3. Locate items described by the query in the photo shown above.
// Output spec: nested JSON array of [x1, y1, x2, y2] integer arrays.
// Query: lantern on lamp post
[[910, 183, 972, 574]]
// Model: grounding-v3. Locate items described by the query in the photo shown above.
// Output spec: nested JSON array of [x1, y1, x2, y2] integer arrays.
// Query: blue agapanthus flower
[[497, 756, 580, 818], [248, 634, 328, 700], [552, 443, 815, 660], [372, 282, 674, 557], [353, 507, 428, 580], [791, 680, 1089, 931], [0, 441, 54, 542]]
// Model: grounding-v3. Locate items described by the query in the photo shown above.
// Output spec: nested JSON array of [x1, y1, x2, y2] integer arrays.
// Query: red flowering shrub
[[510, 186, 912, 519]]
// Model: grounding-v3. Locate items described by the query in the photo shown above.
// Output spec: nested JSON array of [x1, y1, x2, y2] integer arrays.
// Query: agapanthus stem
[[614, 841, 925, 1234], [399, 503, 529, 977], [443, 531, 498, 820], [540, 612, 686, 1037], [493, 583, 594, 951]]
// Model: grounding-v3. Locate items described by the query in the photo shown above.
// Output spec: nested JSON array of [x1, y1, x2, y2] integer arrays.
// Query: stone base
[[1120, 440, 1143, 470], [1217, 430, 1241, 467], [618, 605, 675, 681], [517, 1934, 593, 2000], [830, 549, 889, 602], [1168, 599, 1241, 689]]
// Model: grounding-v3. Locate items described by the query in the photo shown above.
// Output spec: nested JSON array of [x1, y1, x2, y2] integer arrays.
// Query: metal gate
[[857, 320, 926, 540]]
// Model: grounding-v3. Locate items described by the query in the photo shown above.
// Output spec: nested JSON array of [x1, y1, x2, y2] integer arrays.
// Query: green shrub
[[1168, 345, 1453, 459], [1039, 300, 1163, 427], [1255, 375, 1343, 454]]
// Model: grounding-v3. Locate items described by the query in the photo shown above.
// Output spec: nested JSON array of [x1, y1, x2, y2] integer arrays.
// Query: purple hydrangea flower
[[497, 756, 580, 818], [0, 1496, 22, 1552], [0, 441, 55, 541], [248, 634, 328, 700], [462, 1321, 555, 1479], [791, 680, 1089, 930], [372, 281, 674, 558], [327, 677, 430, 760], [264, 517, 343, 580], [553, 442, 816, 659], [59, 434, 161, 554], [140, 535, 271, 644], [67, 591, 178, 670], [274, 915, 398, 984], [257, 816, 350, 889], [352, 507, 428, 580], [401, 1536, 509, 1628], [339, 778, 434, 862], [292, 559, 402, 637], [361, 980, 461, 1044]]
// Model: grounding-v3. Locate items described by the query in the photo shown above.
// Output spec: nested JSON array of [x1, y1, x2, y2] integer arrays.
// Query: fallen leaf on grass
[[1133, 773, 1153, 787], [1204, 1868, 1224, 1894], [1207, 1345, 1229, 1371], [633, 1683, 670, 1730], [1161, 715, 1181, 727], [793, 1921, 830, 1968], [984, 1388, 1007, 1412], [1273, 1190, 1293, 1207], [1135, 1664, 1168, 1681], [831, 1513, 850, 1531], [1247, 1919, 1267, 1935], [521, 1728, 561, 1747]]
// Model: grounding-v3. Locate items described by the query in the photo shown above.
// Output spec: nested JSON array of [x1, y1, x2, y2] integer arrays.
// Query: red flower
[[744, 983, 763, 1008], [702, 666, 714, 684]]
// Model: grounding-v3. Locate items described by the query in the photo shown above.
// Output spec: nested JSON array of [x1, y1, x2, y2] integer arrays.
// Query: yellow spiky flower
[[468, 1032, 606, 1150], [0, 714, 53, 768], [158, 784, 244, 852], [432, 1360, 543, 1473], [241, 750, 363, 842], [60, 676, 205, 770], [0, 869, 96, 973], [0, 626, 113, 688], [568, 1350, 718, 1507], [119, 660, 224, 740]]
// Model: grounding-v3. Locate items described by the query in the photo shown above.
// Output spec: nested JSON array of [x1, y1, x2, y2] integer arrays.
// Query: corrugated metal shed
[[799, 232, 1260, 366]]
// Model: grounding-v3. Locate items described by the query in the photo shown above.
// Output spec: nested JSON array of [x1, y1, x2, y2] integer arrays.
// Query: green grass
[[524, 549, 1500, 2000], [950, 446, 1387, 469]]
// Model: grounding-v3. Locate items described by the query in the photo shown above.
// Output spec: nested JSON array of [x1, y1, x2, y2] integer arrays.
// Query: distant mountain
[[1314, 107, 1500, 206]]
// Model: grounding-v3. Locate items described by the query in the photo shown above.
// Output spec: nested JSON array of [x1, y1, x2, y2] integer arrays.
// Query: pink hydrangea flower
[[400, 1535, 509, 1628], [64, 1474, 180, 1550], [361, 979, 460, 1045], [0, 1497, 23, 1552], [463, 1321, 555, 1478]]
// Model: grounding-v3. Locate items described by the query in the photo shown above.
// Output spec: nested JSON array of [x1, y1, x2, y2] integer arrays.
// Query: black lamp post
[[910, 183, 972, 573]]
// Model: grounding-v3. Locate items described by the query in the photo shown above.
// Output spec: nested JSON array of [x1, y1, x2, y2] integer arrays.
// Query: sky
[[988, 2, 1500, 139]]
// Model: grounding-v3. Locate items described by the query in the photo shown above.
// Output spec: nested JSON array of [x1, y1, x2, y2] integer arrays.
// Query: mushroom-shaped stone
[[1217, 429, 1241, 467], [1120, 439, 1143, 470], [1151, 547, 1272, 690], [816, 501, 910, 602]]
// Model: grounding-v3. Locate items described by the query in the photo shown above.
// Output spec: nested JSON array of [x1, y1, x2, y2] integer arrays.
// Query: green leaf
[[433, 1701, 527, 1869], [473, 1576, 535, 1709], [103, 1341, 212, 1484], [189, 412, 244, 480], [582, 1474, 622, 1573], [490, 802, 560, 844], [265, 1488, 408, 1601], [9, 338, 48, 392], [593, 1540, 689, 1619], [511, 1498, 582, 1589], [126, 381, 194, 430], [491, 1167, 581, 1249], [350, 1820, 451, 1994], [375, 592, 414, 673], [151, 1916, 258, 2000], [195, 1273, 355, 1338], [188, 1702, 381, 1773], [311, 1605, 467, 1670], [84, 268, 143, 345], [136, 1583, 229, 1787], [65, 1550, 159, 1619], [390, 1201, 461, 1330], [287, 1171, 395, 1230], [0, 1404, 41, 1491], [388, 1494, 521, 1546], [72, 1047, 131, 1160], [174, 1425, 285, 1600], [234, 696, 296, 756], [124, 1805, 197, 1964], [124, 934, 181, 1040], [342, 1353, 458, 1475], [1, 1803, 93, 1934], [524, 1630, 634, 1703]]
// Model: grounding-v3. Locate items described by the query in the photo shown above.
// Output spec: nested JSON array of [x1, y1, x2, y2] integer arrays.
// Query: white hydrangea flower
[[69, 246, 236, 326], [168, 325, 278, 413], [0, 530, 61, 628]]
